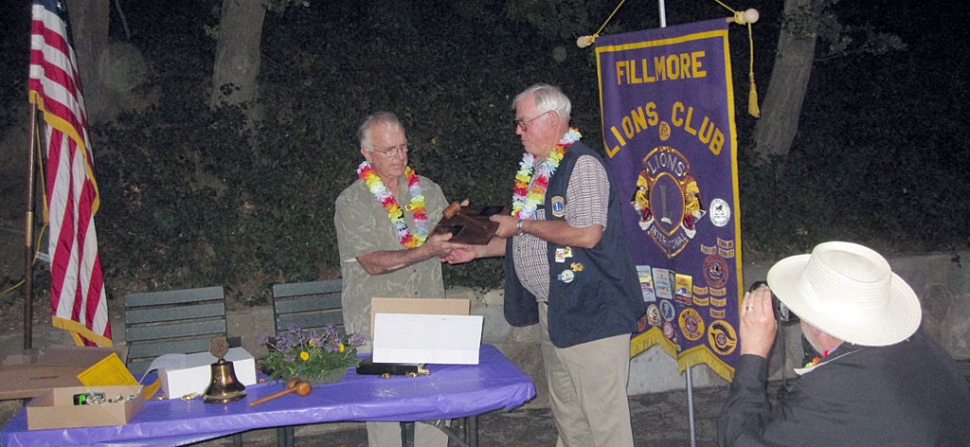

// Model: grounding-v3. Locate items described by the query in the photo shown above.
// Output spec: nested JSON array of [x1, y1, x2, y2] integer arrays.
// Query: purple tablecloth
[[0, 344, 535, 447]]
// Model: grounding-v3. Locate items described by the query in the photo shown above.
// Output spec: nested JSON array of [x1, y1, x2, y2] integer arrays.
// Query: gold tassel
[[746, 23, 760, 117], [577, 0, 630, 49], [719, 3, 761, 118], [748, 73, 760, 118]]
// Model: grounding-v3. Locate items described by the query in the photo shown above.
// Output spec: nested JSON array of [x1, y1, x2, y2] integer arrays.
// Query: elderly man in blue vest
[[445, 84, 645, 446], [719, 241, 970, 446]]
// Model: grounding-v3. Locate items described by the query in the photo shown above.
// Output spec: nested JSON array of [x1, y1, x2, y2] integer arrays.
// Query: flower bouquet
[[258, 324, 365, 384]]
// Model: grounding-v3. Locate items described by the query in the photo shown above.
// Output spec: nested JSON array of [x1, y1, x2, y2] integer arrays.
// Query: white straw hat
[[765, 241, 921, 346]]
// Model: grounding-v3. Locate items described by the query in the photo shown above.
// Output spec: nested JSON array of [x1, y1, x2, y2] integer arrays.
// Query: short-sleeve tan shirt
[[334, 175, 449, 347]]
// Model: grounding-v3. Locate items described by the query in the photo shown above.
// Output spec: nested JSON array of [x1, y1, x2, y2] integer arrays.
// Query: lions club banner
[[596, 19, 743, 380]]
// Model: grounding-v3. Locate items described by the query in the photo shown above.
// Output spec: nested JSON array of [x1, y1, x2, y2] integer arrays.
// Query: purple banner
[[596, 19, 742, 380]]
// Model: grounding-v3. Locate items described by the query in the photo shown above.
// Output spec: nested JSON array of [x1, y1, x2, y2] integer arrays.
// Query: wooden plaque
[[432, 203, 510, 245]]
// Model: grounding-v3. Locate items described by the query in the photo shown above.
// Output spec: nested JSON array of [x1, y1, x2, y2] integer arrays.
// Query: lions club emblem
[[630, 146, 706, 258]]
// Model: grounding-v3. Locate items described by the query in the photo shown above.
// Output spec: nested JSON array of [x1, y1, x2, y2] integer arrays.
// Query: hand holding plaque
[[432, 202, 510, 245]]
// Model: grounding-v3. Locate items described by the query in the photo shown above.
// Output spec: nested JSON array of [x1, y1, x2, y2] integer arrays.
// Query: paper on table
[[369, 297, 470, 340], [133, 355, 186, 400], [372, 313, 483, 365], [77, 353, 139, 386], [139, 354, 191, 384]]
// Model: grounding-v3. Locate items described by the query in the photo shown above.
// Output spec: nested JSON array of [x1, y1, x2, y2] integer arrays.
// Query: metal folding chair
[[124, 286, 230, 376], [270, 279, 344, 447]]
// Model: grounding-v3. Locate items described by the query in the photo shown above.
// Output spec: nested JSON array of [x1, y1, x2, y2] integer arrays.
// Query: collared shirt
[[334, 175, 449, 346], [512, 155, 608, 300]]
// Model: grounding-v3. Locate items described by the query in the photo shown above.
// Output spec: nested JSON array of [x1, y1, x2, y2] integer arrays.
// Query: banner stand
[[686, 366, 697, 447], [596, 16, 741, 446], [22, 105, 40, 350]]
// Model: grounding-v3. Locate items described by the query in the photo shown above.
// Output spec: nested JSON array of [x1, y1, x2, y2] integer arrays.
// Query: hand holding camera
[[749, 281, 798, 324], [739, 282, 779, 358]]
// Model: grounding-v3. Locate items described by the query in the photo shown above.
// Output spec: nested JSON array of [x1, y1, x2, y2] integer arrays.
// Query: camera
[[748, 280, 797, 323]]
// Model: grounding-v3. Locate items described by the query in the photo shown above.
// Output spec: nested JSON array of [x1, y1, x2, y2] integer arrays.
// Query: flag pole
[[23, 105, 39, 350], [651, 2, 700, 445]]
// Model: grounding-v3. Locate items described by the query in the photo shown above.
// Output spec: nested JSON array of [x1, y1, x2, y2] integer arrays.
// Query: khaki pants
[[366, 420, 449, 447], [539, 302, 635, 447]]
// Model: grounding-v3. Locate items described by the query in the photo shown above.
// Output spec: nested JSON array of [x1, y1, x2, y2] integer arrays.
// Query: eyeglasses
[[368, 143, 411, 158], [513, 110, 552, 131]]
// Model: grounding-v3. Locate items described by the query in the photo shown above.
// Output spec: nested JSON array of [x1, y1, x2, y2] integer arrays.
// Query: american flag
[[28, 0, 112, 347]]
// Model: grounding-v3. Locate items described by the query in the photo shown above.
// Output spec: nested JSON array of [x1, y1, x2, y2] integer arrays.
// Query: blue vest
[[504, 141, 644, 348]]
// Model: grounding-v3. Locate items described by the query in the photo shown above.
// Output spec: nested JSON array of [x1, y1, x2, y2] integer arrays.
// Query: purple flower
[[308, 334, 324, 348], [277, 337, 295, 352], [349, 333, 365, 347]]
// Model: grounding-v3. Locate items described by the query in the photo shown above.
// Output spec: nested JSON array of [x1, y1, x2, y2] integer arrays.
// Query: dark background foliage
[[2, 0, 968, 305]]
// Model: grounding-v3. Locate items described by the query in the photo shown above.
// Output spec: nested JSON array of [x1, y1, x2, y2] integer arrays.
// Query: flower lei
[[511, 128, 582, 219], [357, 161, 429, 248], [804, 349, 832, 368]]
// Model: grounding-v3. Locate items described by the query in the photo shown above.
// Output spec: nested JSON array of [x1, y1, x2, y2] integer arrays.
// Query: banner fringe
[[631, 328, 678, 358], [677, 345, 735, 381], [52, 315, 113, 347]]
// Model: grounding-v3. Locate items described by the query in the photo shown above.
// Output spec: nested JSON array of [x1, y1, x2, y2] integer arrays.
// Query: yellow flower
[[339, 343, 345, 353], [300, 351, 310, 361]]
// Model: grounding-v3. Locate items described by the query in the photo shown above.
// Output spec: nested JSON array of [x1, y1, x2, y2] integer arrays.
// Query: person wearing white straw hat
[[718, 241, 970, 447]]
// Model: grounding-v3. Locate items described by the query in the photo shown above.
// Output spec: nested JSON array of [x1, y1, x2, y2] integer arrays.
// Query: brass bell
[[203, 358, 247, 404]]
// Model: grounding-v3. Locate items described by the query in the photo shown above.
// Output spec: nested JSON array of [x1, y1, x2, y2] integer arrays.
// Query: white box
[[159, 347, 256, 399], [372, 313, 484, 365]]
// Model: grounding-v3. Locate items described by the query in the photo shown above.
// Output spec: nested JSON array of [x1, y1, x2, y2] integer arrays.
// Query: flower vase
[[303, 368, 347, 386]]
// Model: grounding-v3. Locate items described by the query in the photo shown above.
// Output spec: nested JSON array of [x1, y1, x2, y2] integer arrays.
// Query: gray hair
[[358, 112, 404, 149], [513, 84, 571, 121]]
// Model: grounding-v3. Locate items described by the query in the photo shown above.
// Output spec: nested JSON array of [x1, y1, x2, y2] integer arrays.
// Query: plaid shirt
[[512, 154, 609, 300]]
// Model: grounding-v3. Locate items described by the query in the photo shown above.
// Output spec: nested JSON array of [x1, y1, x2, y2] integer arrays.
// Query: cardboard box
[[0, 346, 129, 400], [159, 347, 257, 399], [369, 297, 471, 340], [26, 384, 145, 430], [370, 298, 483, 365]]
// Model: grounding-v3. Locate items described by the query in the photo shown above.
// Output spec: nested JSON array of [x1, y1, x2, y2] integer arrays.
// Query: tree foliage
[[504, 0, 592, 40], [262, 0, 310, 14], [10, 0, 961, 304], [753, 0, 907, 161], [93, 1, 585, 298], [783, 0, 906, 61]]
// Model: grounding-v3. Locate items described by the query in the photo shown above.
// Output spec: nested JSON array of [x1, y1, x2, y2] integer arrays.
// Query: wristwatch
[[516, 220, 525, 236]]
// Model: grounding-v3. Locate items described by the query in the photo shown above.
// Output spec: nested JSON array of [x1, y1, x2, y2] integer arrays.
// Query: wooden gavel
[[249, 378, 312, 406], [439, 201, 489, 231], [443, 201, 462, 219]]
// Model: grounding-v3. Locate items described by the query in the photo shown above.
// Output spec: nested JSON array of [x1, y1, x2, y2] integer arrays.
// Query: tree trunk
[[751, 0, 821, 159], [66, 0, 110, 123], [210, 0, 266, 109]]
